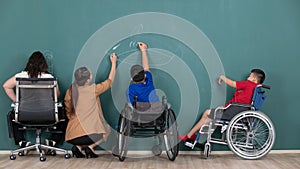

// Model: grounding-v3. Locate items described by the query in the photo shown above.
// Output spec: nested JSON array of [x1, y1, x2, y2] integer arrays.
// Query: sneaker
[[179, 134, 197, 142], [18, 141, 32, 155], [45, 139, 56, 147], [45, 139, 56, 155], [19, 141, 32, 148]]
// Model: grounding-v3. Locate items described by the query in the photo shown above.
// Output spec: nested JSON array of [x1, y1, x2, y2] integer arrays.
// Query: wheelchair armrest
[[166, 103, 171, 109], [127, 103, 134, 109], [227, 102, 253, 108]]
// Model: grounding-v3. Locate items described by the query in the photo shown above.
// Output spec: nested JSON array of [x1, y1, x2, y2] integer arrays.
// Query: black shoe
[[19, 141, 32, 148], [18, 141, 33, 155], [84, 147, 98, 158], [45, 139, 57, 155], [45, 139, 56, 147], [185, 138, 195, 143], [71, 145, 85, 158]]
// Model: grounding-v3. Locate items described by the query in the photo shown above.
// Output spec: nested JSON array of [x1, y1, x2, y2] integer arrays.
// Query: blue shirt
[[127, 71, 159, 104]]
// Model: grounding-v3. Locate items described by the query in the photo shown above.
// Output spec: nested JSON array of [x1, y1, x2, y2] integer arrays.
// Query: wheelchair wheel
[[164, 109, 179, 161], [117, 116, 130, 161], [151, 145, 162, 156], [226, 111, 275, 160]]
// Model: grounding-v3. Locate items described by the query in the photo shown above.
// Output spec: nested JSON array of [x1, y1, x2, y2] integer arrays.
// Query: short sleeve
[[145, 71, 153, 83], [236, 81, 248, 90]]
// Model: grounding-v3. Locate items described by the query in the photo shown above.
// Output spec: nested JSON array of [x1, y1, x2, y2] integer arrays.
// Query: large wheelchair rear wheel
[[164, 109, 179, 161], [117, 116, 130, 161], [226, 111, 275, 160]]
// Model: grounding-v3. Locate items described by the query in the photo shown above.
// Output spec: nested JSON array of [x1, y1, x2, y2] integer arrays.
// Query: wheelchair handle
[[261, 84, 271, 90], [133, 96, 138, 108]]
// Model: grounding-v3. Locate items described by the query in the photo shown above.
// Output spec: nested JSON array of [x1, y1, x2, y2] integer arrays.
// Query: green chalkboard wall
[[0, 0, 299, 151]]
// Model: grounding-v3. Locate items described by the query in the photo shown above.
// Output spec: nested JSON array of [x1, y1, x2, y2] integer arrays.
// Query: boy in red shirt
[[180, 69, 265, 142]]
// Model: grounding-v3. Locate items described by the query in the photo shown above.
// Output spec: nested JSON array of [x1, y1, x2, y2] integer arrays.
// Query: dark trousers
[[7, 109, 68, 145], [67, 134, 103, 146]]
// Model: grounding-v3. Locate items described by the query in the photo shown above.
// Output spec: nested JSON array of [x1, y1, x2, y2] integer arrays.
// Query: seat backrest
[[15, 78, 58, 125], [132, 102, 164, 123], [251, 85, 270, 110]]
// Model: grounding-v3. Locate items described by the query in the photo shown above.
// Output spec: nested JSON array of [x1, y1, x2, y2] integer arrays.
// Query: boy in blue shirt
[[126, 42, 159, 105]]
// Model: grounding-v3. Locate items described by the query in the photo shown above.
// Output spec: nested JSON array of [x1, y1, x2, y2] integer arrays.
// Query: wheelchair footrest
[[184, 141, 204, 150], [184, 141, 195, 149]]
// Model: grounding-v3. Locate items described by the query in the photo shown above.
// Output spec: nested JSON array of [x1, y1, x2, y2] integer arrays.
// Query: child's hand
[[110, 53, 117, 64], [218, 75, 225, 85], [138, 42, 147, 52]]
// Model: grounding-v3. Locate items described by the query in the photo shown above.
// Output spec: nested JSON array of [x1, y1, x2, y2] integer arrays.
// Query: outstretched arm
[[138, 42, 149, 72], [108, 53, 117, 83], [218, 75, 236, 88]]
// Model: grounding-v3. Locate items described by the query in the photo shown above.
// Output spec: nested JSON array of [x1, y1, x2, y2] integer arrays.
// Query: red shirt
[[224, 80, 258, 107]]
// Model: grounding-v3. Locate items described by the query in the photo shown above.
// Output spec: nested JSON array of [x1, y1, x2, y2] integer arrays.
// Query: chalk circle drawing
[[74, 12, 226, 158]]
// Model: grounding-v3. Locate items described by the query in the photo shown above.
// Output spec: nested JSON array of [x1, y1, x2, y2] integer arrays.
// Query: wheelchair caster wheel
[[119, 156, 125, 162], [151, 145, 162, 156], [111, 146, 119, 157], [203, 143, 211, 159], [40, 156, 46, 162], [18, 151, 25, 156], [10, 155, 16, 160], [64, 153, 71, 159]]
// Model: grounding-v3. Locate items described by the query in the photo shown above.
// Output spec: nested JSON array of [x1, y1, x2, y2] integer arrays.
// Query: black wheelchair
[[113, 96, 179, 161], [185, 85, 276, 160]]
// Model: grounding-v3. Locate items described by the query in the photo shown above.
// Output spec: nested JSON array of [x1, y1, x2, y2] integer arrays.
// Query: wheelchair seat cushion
[[209, 104, 252, 121], [135, 102, 164, 113], [134, 102, 164, 123], [132, 114, 165, 127]]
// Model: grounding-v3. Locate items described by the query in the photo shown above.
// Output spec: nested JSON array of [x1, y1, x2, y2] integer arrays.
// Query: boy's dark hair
[[133, 71, 145, 82], [251, 69, 265, 84], [130, 65, 145, 82]]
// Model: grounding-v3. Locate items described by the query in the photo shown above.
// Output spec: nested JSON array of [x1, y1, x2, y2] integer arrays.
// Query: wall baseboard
[[1, 150, 299, 155]]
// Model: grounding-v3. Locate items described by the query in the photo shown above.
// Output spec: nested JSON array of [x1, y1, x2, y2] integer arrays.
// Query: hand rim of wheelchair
[[226, 110, 276, 160], [117, 116, 129, 161], [164, 109, 179, 161]]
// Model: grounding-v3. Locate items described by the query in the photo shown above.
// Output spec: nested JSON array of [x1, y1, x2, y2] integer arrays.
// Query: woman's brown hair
[[69, 67, 91, 114], [24, 51, 48, 78]]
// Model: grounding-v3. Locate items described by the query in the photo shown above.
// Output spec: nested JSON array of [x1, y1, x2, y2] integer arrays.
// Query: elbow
[[3, 84, 9, 92], [108, 79, 113, 87], [231, 81, 237, 88], [3, 83, 7, 90]]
